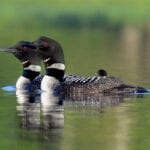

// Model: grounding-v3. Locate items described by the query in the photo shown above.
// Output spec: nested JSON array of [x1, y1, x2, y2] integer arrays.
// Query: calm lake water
[[0, 28, 150, 150]]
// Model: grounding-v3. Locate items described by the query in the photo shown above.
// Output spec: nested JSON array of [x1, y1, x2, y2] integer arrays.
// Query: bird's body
[[27, 73, 146, 95]]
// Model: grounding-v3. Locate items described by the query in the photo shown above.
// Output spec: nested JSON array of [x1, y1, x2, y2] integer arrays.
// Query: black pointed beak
[[0, 42, 37, 53], [0, 47, 17, 53]]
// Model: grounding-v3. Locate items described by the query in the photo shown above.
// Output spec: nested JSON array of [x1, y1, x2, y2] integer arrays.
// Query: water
[[0, 28, 150, 150]]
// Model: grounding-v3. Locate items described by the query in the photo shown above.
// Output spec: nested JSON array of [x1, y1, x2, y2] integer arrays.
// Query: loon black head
[[97, 69, 107, 77], [32, 36, 65, 82], [0, 41, 38, 63], [33, 36, 65, 64], [0, 41, 41, 85]]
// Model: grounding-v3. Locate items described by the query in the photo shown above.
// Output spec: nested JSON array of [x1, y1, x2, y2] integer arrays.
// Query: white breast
[[16, 76, 31, 90], [41, 75, 60, 92]]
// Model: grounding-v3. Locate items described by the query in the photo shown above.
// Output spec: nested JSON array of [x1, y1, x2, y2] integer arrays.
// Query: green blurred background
[[0, 0, 149, 43]]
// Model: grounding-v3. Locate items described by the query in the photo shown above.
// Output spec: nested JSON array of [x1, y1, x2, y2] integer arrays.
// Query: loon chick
[[0, 41, 41, 90], [32, 36, 65, 92], [97, 69, 107, 78]]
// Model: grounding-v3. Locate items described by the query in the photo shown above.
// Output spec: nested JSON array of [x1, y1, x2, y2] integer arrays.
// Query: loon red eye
[[22, 46, 28, 51], [41, 41, 49, 48]]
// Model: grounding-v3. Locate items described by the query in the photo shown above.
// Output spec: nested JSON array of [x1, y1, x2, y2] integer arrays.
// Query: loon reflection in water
[[16, 87, 142, 129], [16, 89, 64, 131], [0, 36, 147, 95]]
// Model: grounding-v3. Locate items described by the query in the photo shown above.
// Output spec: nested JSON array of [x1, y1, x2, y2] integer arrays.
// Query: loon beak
[[0, 47, 17, 53], [0, 42, 36, 53]]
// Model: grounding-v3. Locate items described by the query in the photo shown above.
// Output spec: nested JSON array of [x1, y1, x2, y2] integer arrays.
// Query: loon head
[[0, 41, 41, 68], [33, 36, 65, 66], [32, 36, 65, 82], [0, 41, 36, 52], [97, 69, 107, 78]]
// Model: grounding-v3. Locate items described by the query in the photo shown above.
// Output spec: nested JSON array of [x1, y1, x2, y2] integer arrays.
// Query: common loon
[[0, 37, 147, 94]]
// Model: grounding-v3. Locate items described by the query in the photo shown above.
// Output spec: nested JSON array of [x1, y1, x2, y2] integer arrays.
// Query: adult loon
[[29, 36, 147, 94], [0, 37, 146, 94]]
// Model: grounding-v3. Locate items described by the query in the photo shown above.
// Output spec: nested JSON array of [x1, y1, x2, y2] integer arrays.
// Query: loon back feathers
[[88, 77, 124, 91], [63, 75, 127, 93], [27, 73, 146, 94], [62, 75, 146, 94]]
